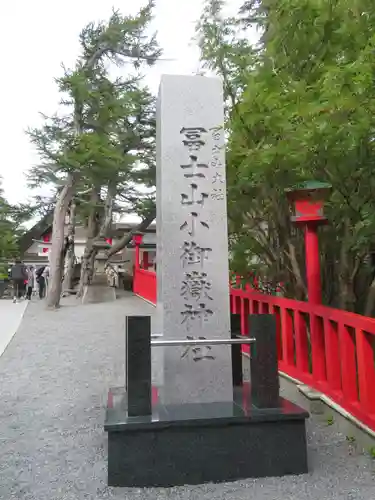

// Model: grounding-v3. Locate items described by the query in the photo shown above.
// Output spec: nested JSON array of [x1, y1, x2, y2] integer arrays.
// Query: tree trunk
[[339, 278, 356, 312], [76, 189, 100, 298], [46, 175, 75, 308], [338, 256, 357, 312], [286, 240, 306, 300], [63, 201, 76, 293], [364, 276, 375, 317], [338, 221, 358, 312], [99, 180, 116, 238], [76, 182, 117, 297], [77, 247, 94, 297], [105, 208, 156, 260]]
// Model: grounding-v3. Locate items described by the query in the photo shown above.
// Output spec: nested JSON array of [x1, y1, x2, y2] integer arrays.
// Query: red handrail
[[134, 267, 375, 431]]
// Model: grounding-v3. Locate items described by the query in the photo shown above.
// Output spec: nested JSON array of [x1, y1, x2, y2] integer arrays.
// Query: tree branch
[[106, 208, 155, 259]]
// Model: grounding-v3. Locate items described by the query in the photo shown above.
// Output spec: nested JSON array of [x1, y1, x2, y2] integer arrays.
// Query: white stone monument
[[156, 75, 232, 404]]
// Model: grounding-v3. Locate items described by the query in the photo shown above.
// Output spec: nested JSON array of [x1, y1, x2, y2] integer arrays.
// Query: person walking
[[26, 266, 35, 300], [10, 260, 28, 303], [36, 266, 46, 299]]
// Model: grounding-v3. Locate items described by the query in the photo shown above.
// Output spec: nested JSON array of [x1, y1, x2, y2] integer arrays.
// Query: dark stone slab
[[249, 314, 280, 408], [125, 315, 151, 416], [105, 384, 309, 487], [230, 313, 243, 387]]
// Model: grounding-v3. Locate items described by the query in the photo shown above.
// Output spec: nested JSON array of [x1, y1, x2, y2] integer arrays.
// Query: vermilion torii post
[[286, 181, 332, 305], [132, 232, 144, 297], [133, 232, 143, 272], [304, 223, 322, 304]]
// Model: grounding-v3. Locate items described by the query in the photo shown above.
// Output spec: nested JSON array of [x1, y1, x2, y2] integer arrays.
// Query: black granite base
[[104, 385, 309, 487]]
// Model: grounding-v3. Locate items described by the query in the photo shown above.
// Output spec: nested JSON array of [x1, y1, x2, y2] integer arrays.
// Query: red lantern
[[133, 233, 143, 246], [42, 233, 50, 253], [286, 181, 331, 225]]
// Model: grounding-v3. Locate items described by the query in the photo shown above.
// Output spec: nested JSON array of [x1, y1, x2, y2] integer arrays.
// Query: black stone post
[[249, 314, 280, 408], [230, 314, 243, 387], [125, 315, 152, 416]]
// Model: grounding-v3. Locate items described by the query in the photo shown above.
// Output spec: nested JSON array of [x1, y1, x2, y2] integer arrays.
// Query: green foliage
[[0, 178, 21, 262], [27, 2, 160, 237], [78, 2, 160, 68], [197, 0, 375, 313]]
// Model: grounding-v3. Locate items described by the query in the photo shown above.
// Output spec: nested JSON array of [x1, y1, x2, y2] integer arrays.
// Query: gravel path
[[0, 295, 374, 499]]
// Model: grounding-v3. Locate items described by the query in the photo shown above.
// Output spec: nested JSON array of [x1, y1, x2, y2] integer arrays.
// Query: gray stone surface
[[82, 281, 117, 304], [151, 306, 164, 387], [0, 296, 374, 499], [82, 251, 117, 304], [156, 74, 232, 404]]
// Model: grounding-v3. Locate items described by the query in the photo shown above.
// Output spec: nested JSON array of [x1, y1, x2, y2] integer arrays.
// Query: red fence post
[[294, 311, 309, 374], [355, 329, 375, 414], [270, 305, 283, 361], [310, 315, 327, 382], [280, 308, 294, 367], [323, 318, 341, 391], [339, 323, 358, 403]]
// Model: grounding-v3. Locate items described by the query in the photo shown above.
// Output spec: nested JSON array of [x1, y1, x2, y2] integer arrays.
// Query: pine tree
[[74, 76, 157, 296], [28, 2, 161, 308]]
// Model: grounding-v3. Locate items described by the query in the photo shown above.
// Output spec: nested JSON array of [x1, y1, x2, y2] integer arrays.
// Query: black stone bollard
[[230, 314, 243, 387], [125, 316, 152, 416], [249, 314, 280, 408]]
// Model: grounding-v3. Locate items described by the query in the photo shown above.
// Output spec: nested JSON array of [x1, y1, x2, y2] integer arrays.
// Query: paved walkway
[[0, 299, 28, 357], [0, 295, 374, 499]]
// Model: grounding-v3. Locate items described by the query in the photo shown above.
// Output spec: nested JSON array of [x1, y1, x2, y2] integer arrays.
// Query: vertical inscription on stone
[[179, 127, 213, 336], [156, 75, 232, 404], [210, 128, 225, 201]]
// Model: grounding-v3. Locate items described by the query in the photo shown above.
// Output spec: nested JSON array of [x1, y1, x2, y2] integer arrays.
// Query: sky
[[0, 0, 251, 210]]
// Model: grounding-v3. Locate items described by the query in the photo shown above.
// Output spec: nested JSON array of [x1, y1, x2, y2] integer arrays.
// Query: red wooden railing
[[133, 268, 157, 304], [133, 267, 375, 432], [231, 287, 375, 431]]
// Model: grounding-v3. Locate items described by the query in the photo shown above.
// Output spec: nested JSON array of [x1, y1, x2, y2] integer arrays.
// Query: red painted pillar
[[305, 222, 326, 381], [133, 233, 143, 274], [305, 223, 322, 304], [135, 246, 140, 270], [134, 243, 141, 270], [132, 234, 143, 295]]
